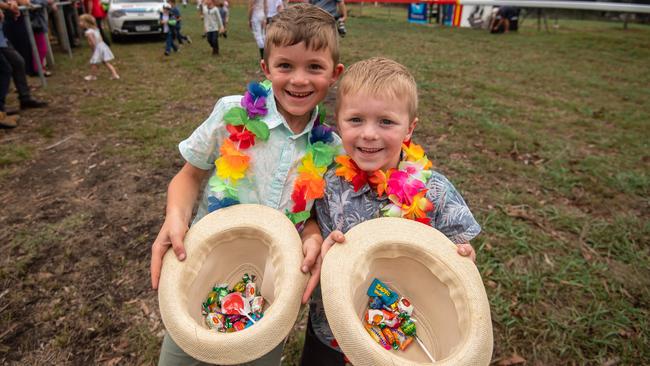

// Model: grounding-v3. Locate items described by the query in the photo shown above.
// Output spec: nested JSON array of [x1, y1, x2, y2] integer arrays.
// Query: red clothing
[[84, 0, 106, 19]]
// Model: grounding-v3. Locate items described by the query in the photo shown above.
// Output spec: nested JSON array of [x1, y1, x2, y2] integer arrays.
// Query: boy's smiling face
[[261, 42, 343, 131], [337, 91, 417, 172]]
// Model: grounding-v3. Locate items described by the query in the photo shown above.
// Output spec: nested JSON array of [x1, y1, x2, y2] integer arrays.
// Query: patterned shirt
[[179, 89, 340, 226], [310, 166, 481, 350]]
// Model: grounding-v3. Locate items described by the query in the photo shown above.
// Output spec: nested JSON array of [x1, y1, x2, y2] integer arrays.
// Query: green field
[[1, 4, 648, 365]]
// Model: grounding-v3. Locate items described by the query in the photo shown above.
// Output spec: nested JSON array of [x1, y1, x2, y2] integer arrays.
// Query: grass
[[1, 3, 649, 364]]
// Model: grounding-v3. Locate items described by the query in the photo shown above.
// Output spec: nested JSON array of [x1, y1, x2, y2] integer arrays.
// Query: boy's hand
[[150, 214, 189, 289], [456, 243, 476, 262], [300, 230, 345, 304]]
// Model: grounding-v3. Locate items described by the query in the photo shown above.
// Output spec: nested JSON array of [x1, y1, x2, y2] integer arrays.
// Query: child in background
[[217, 0, 229, 38], [29, 0, 55, 77], [248, 0, 266, 59], [79, 14, 119, 80], [160, 4, 178, 56], [301, 57, 480, 365], [150, 4, 344, 364], [169, 0, 191, 44], [202, 0, 224, 55]]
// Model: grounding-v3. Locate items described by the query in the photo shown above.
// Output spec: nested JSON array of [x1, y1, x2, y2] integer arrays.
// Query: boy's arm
[[300, 218, 344, 304], [150, 163, 210, 289]]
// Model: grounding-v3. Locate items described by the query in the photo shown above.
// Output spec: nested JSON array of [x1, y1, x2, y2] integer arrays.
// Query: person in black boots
[[0, 11, 18, 128], [0, 1, 47, 109]]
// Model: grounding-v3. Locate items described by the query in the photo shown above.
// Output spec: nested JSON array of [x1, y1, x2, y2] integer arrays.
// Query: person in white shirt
[[202, 0, 225, 55]]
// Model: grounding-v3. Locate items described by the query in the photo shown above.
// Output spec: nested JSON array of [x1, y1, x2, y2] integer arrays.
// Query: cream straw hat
[[320, 217, 493, 365], [158, 204, 307, 364]]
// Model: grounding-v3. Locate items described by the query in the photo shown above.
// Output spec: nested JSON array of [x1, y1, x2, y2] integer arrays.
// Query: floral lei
[[334, 141, 435, 225], [207, 81, 338, 228]]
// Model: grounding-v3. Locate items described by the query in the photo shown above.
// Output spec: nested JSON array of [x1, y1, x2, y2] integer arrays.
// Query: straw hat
[[320, 217, 493, 365], [158, 204, 307, 364]]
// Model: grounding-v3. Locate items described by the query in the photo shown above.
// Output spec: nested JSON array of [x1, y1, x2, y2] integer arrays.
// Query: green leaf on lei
[[310, 141, 337, 167], [286, 210, 311, 225], [208, 175, 238, 198], [245, 118, 270, 141], [318, 103, 327, 125], [261, 79, 272, 90], [224, 107, 247, 126]]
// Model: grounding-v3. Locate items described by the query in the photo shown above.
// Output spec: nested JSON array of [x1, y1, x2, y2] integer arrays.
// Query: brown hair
[[264, 3, 339, 65], [336, 57, 418, 121], [79, 14, 97, 28]]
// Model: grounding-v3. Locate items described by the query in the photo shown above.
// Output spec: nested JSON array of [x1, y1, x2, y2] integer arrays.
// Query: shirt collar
[[264, 89, 318, 140]]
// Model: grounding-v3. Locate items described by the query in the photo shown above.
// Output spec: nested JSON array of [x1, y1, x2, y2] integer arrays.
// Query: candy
[[367, 279, 398, 307], [397, 297, 413, 317], [399, 335, 414, 351], [250, 296, 265, 313], [232, 320, 247, 331], [221, 292, 251, 315], [245, 282, 256, 301], [364, 324, 391, 350], [205, 312, 225, 331], [400, 318, 417, 336], [381, 326, 398, 350], [365, 309, 396, 326], [233, 281, 246, 293], [368, 296, 383, 310]]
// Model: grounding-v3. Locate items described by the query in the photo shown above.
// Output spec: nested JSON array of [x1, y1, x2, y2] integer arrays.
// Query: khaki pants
[[158, 333, 286, 366]]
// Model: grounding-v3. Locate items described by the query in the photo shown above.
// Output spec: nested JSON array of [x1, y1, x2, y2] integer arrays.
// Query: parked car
[[107, 0, 166, 39]]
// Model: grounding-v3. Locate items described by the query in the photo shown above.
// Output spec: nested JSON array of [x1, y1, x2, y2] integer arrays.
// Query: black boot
[[259, 48, 264, 60]]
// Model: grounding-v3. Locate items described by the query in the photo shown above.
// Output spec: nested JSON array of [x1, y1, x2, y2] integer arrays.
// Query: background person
[[310, 0, 346, 36], [0, 1, 48, 110], [490, 6, 520, 33], [83, 0, 110, 45], [79, 14, 119, 80], [248, 0, 266, 59], [0, 10, 19, 128]]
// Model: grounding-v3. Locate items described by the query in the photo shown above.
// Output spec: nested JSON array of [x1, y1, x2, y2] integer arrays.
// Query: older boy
[[150, 4, 344, 365]]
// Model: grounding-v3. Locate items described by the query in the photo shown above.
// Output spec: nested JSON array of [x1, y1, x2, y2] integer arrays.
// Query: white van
[[107, 0, 166, 39]]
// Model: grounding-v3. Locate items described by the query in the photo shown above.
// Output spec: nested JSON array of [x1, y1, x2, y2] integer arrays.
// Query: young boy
[[160, 4, 178, 56], [150, 4, 344, 365], [201, 0, 224, 55], [300, 57, 480, 365]]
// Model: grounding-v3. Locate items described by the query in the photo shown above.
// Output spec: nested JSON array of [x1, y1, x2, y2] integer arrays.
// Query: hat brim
[[321, 217, 493, 366], [158, 204, 307, 364]]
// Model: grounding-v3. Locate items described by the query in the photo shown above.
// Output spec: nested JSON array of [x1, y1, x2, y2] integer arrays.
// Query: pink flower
[[386, 171, 425, 205]]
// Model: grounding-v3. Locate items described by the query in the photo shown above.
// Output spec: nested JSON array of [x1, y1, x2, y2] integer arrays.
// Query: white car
[[107, 0, 166, 39]]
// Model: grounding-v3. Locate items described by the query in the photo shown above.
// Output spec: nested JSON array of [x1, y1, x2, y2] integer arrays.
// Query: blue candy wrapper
[[366, 278, 398, 306]]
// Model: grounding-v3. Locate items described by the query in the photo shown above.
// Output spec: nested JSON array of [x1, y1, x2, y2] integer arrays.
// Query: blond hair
[[79, 14, 97, 29], [336, 57, 418, 121], [264, 3, 339, 65]]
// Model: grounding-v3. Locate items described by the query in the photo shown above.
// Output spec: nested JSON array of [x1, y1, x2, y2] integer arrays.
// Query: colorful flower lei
[[207, 81, 338, 228], [335, 141, 435, 225]]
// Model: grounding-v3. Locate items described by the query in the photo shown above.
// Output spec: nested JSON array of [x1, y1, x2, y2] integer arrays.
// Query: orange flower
[[295, 172, 326, 201], [401, 190, 433, 220], [215, 139, 250, 182], [334, 155, 358, 181], [402, 142, 432, 170]]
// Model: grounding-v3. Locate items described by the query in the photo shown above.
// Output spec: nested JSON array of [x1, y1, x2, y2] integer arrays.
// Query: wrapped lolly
[[233, 281, 246, 293], [245, 282, 256, 301], [365, 309, 396, 326], [381, 326, 398, 350], [400, 318, 417, 336], [232, 320, 247, 331], [364, 324, 391, 350], [251, 296, 265, 313], [367, 279, 398, 307], [392, 328, 414, 351], [221, 292, 251, 315], [205, 312, 225, 331], [213, 284, 230, 304], [397, 297, 414, 317]]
